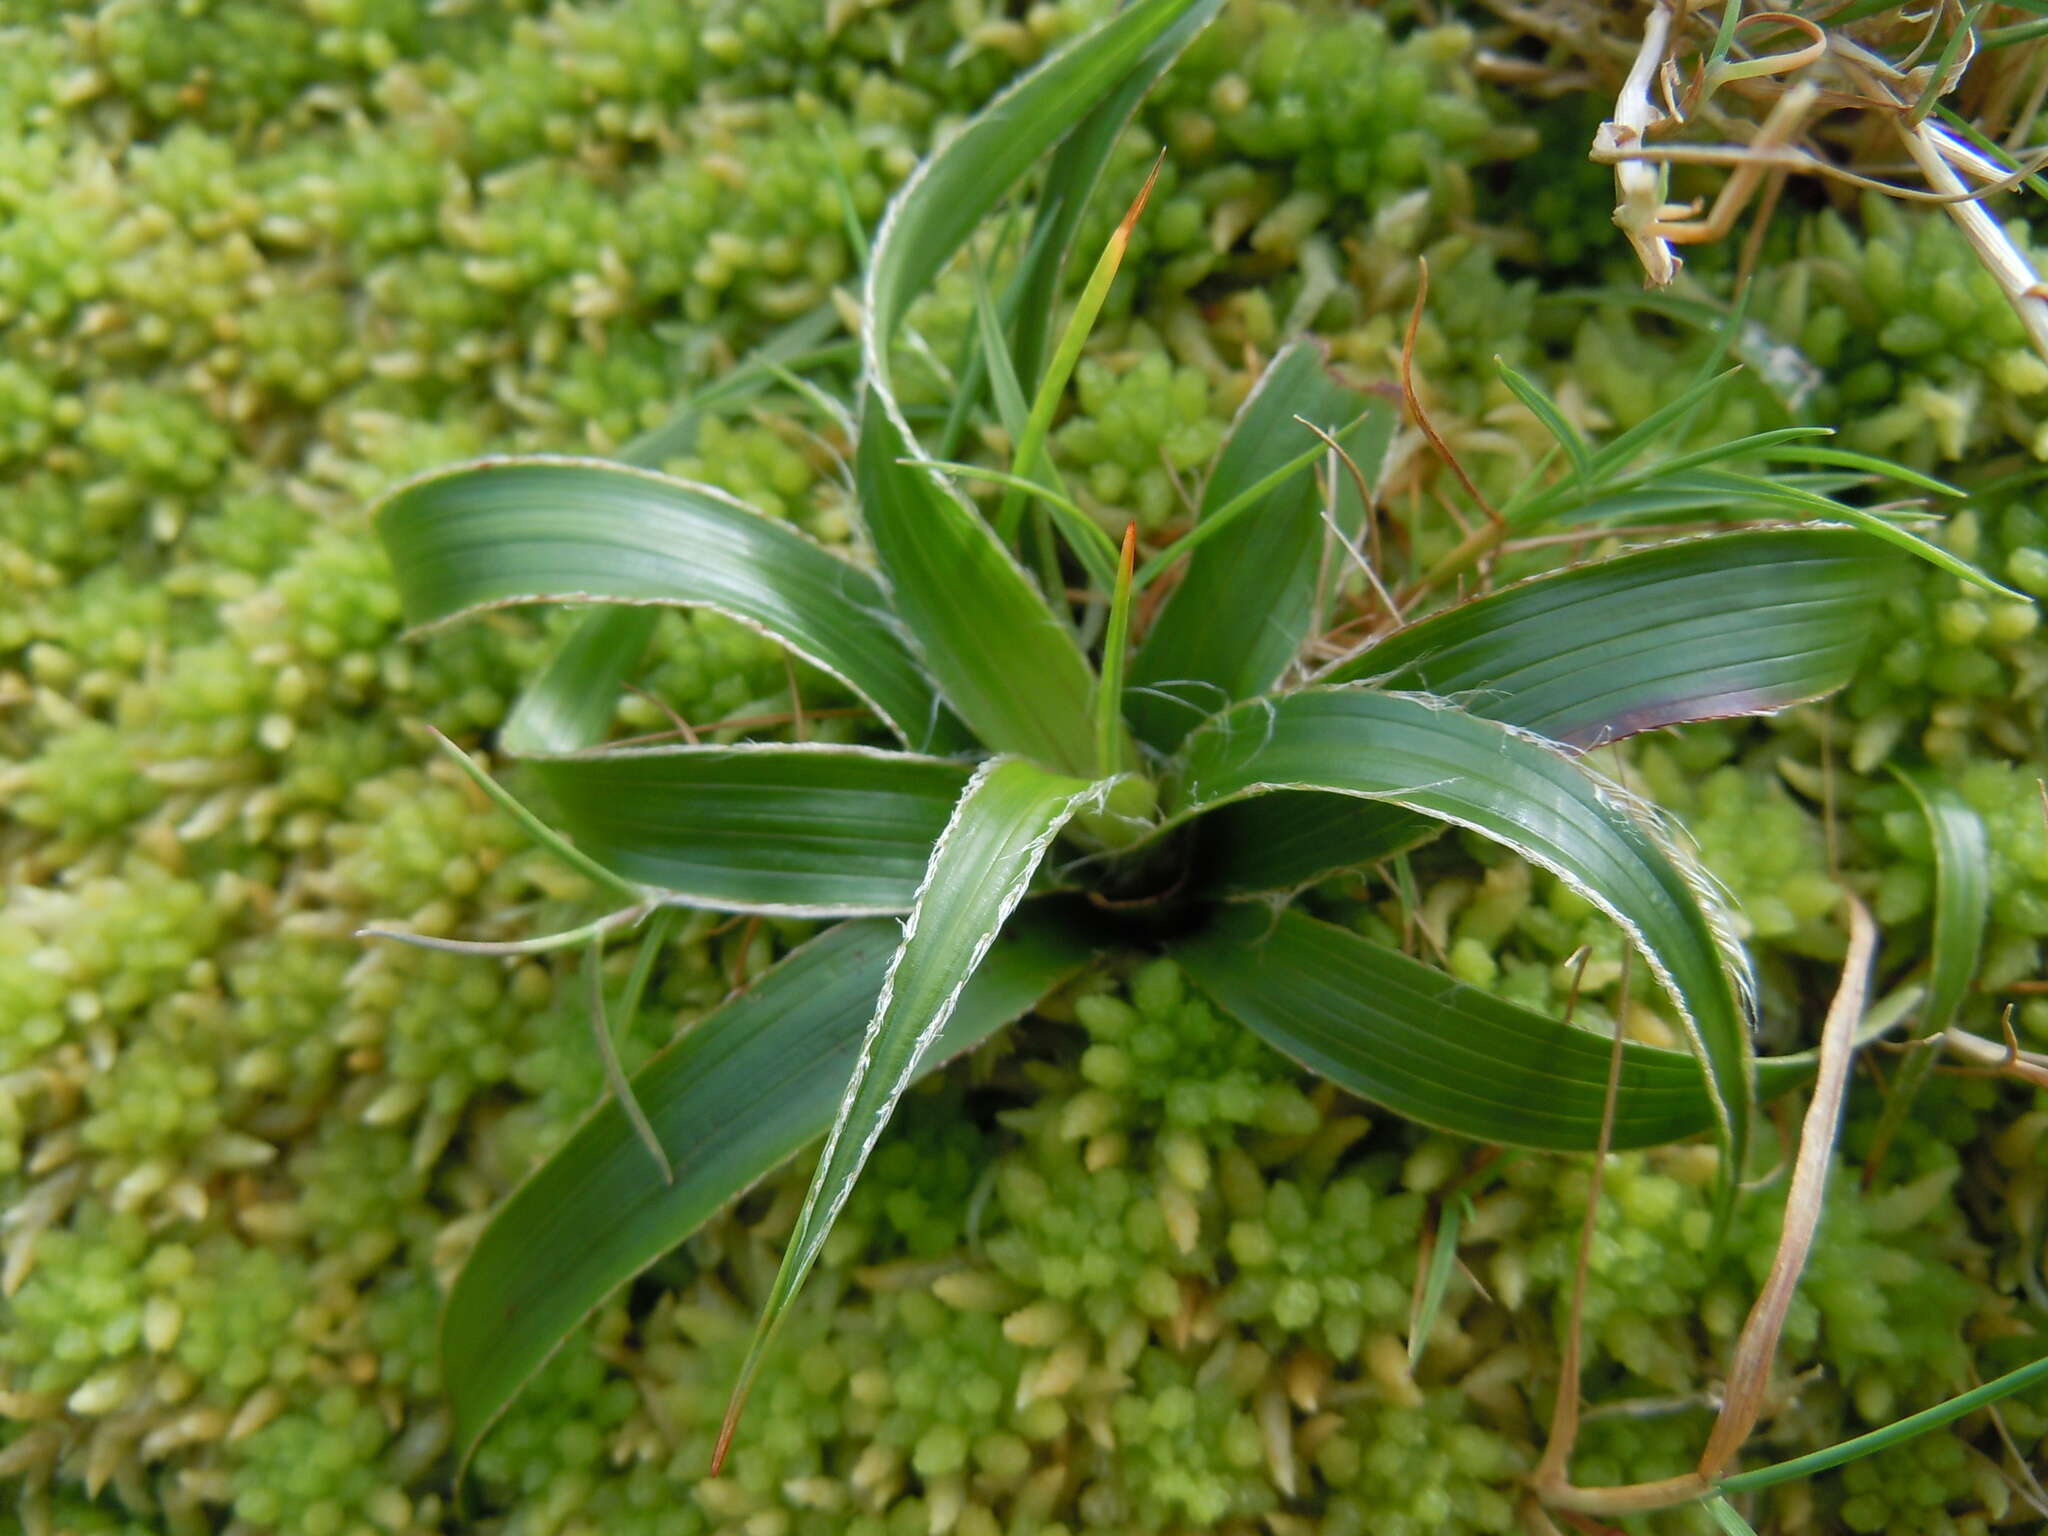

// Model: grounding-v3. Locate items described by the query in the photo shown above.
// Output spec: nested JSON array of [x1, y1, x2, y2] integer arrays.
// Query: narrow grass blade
[[1496, 359, 1591, 485], [1862, 770, 1991, 1182], [994, 156, 1162, 543], [1704, 1494, 1760, 1536], [919, 458, 1122, 592], [971, 253, 1032, 445], [425, 727, 639, 902], [715, 760, 1115, 1466], [1127, 343, 1390, 750], [1096, 524, 1139, 777], [1175, 906, 1800, 1150], [1668, 471, 2020, 597], [584, 938, 670, 1185], [1716, 1352, 2048, 1494], [375, 457, 960, 751], [1321, 529, 1903, 746], [1410, 1195, 1466, 1366], [1758, 444, 1962, 496], [1895, 768, 1992, 1037], [526, 744, 975, 916], [1165, 688, 1755, 1191], [442, 908, 1092, 1484]]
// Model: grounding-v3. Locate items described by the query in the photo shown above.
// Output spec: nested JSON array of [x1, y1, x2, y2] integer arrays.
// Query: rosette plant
[[367, 0, 2012, 1490]]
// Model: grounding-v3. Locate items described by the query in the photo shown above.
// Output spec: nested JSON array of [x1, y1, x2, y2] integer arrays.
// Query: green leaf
[[526, 744, 976, 915], [1322, 528, 1902, 746], [1704, 1494, 1761, 1536], [1196, 529, 1896, 896], [1861, 769, 1994, 1182], [1176, 906, 1795, 1150], [718, 760, 1115, 1460], [1654, 469, 2020, 597], [500, 607, 658, 756], [862, 0, 1211, 373], [853, 0, 1214, 772], [442, 907, 1092, 1483], [1894, 768, 1992, 1036], [1715, 1352, 2048, 1495], [375, 457, 961, 751], [1004, 0, 1224, 391], [1496, 359, 1591, 486], [1410, 1195, 1465, 1367], [1165, 687, 1755, 1185], [497, 309, 855, 754], [854, 404, 1102, 770], [1127, 341, 1391, 750]]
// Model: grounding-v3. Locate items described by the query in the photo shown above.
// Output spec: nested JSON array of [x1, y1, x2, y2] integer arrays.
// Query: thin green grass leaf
[[1717, 1352, 2048, 1494], [1692, 473, 2020, 596], [1410, 1195, 1466, 1367], [1096, 524, 1138, 777], [1704, 1494, 1761, 1536], [1757, 444, 1962, 496], [919, 458, 1122, 590], [1496, 358, 1591, 485], [994, 154, 1163, 542], [971, 251, 1033, 444], [426, 727, 640, 902], [585, 939, 672, 1185]]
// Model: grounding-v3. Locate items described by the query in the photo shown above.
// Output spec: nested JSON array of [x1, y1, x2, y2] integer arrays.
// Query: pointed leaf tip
[[1115, 150, 1168, 249]]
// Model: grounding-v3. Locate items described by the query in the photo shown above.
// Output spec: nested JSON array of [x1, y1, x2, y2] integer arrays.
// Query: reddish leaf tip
[[710, 1394, 744, 1476], [1115, 150, 1168, 245], [1119, 521, 1138, 575]]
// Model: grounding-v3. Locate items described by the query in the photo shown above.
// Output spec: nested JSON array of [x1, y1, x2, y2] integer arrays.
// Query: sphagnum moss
[[3, 1, 2048, 1533]]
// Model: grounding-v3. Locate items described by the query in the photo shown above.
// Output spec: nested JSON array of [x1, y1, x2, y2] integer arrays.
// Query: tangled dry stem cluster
[[1493, 0, 2048, 355]]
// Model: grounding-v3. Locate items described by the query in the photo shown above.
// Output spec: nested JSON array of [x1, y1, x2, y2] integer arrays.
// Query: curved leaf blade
[[527, 744, 976, 916], [1127, 341, 1391, 751], [501, 607, 658, 756], [863, 0, 1210, 365], [855, 0, 1212, 772], [1165, 687, 1755, 1183], [443, 908, 1092, 1483], [1177, 906, 1800, 1151], [718, 759, 1113, 1459], [1320, 528, 1902, 746], [1893, 767, 1992, 1036], [854, 402, 1101, 770], [1203, 528, 1898, 897], [375, 457, 959, 751]]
